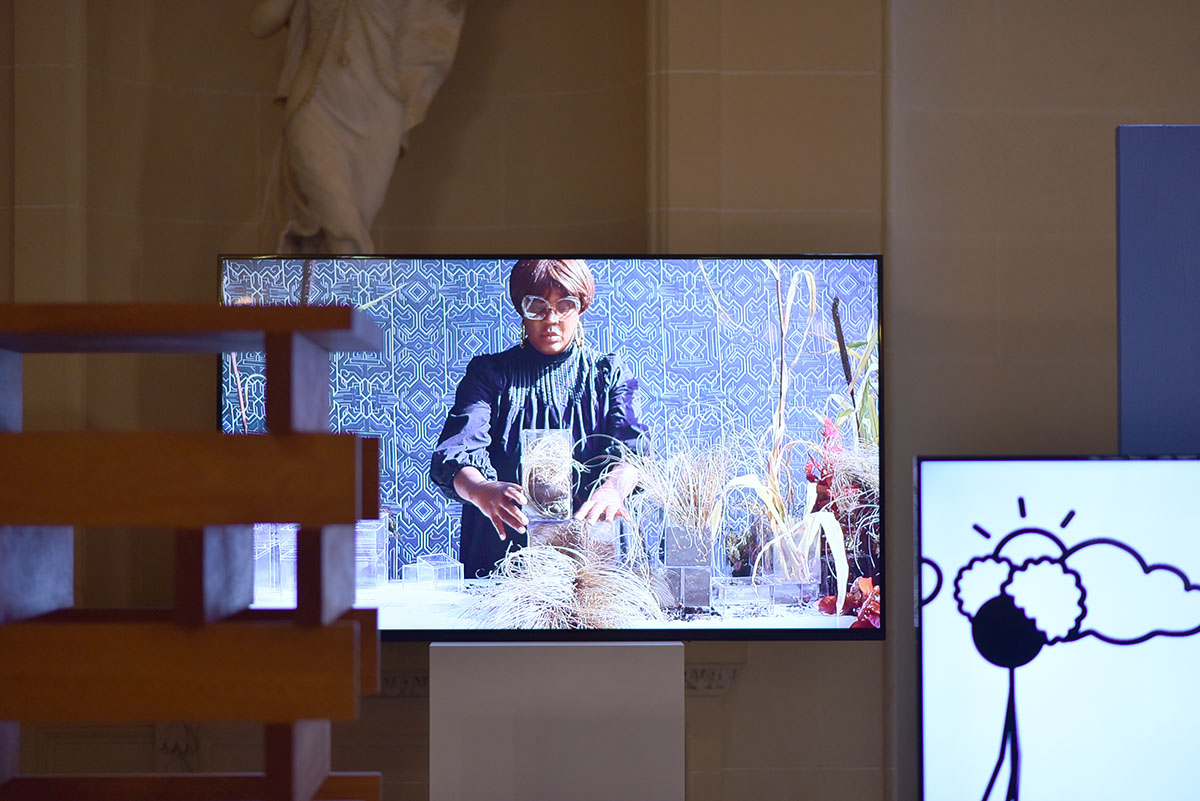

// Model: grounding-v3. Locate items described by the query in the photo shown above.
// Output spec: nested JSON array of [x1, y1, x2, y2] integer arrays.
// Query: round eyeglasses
[[521, 294, 581, 321]]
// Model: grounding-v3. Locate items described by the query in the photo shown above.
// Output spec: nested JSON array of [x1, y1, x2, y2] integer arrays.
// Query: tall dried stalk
[[708, 260, 852, 613]]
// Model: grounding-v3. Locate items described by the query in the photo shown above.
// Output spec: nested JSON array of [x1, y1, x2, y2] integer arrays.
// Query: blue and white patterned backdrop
[[221, 257, 879, 565]]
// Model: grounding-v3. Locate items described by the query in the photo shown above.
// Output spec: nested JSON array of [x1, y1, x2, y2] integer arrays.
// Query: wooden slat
[[316, 771, 382, 801], [297, 526, 355, 627], [344, 608, 381, 695], [265, 719, 331, 801], [0, 526, 73, 624], [0, 621, 361, 723], [175, 526, 253, 626], [30, 608, 379, 693], [0, 771, 382, 801], [0, 433, 370, 527], [0, 350, 19, 432], [266, 332, 331, 434], [0, 304, 383, 354]]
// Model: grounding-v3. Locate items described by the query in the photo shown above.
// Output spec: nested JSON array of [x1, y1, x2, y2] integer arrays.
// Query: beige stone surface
[[994, 0, 1200, 112], [719, 0, 882, 74], [887, 233, 998, 360], [663, 72, 721, 208], [659, 209, 721, 253], [994, 235, 1116, 362], [660, 0, 720, 72], [504, 83, 646, 225], [0, 14, 11, 301], [13, 65, 85, 206], [719, 74, 881, 213], [86, 75, 147, 217], [719, 208, 881, 255], [13, 0, 83, 66], [142, 86, 259, 223], [85, 209, 140, 301], [381, 92, 507, 229], [889, 0, 996, 111], [442, 0, 620, 97], [888, 109, 1000, 236], [86, 0, 142, 81], [719, 767, 883, 801], [143, 0, 283, 93], [0, 0, 12, 65], [140, 219, 254, 302], [13, 206, 85, 299]]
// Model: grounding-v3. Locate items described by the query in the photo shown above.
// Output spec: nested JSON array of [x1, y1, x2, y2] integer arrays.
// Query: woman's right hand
[[471, 481, 529, 541], [453, 467, 528, 540]]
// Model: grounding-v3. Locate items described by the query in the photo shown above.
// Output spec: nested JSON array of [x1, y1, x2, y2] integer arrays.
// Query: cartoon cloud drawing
[[923, 496, 1200, 801]]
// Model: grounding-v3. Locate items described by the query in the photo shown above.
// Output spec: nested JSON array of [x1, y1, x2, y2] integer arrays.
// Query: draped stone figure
[[252, 0, 465, 254]]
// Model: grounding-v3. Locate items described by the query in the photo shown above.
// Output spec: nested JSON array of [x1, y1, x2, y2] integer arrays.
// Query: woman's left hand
[[575, 483, 628, 523]]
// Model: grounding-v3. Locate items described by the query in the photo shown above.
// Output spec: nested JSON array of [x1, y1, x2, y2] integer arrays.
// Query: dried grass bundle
[[826, 440, 880, 505], [469, 545, 664, 629], [621, 435, 746, 545], [527, 518, 619, 564]]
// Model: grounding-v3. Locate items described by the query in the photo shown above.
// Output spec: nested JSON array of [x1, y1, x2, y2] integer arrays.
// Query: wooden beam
[[345, 607, 381, 696], [175, 526, 253, 626], [0, 526, 73, 624], [29, 608, 379, 693], [296, 526, 355, 627], [265, 720, 330, 801], [0, 305, 383, 354], [0, 433, 370, 527], [0, 621, 361, 723], [0, 771, 382, 801], [0, 350, 19, 432], [266, 333, 330, 434]]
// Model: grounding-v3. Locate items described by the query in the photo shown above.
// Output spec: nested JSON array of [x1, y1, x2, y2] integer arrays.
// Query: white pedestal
[[430, 642, 685, 801]]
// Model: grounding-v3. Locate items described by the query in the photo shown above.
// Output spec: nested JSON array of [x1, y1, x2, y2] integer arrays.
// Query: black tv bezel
[[913, 453, 1200, 798], [218, 252, 885, 643]]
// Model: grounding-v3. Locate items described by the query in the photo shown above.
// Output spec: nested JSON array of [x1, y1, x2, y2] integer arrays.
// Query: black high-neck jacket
[[430, 342, 648, 577]]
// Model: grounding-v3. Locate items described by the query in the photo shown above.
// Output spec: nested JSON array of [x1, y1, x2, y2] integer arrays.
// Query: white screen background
[[919, 459, 1200, 801]]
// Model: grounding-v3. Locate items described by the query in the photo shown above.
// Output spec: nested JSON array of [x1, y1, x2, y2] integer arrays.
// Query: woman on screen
[[430, 259, 648, 578]]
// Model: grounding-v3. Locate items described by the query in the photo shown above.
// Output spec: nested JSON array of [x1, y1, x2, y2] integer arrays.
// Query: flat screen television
[[918, 457, 1200, 800], [221, 255, 882, 640]]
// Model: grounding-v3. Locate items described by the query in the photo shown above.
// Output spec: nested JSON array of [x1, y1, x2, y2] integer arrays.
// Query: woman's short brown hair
[[508, 259, 595, 314]]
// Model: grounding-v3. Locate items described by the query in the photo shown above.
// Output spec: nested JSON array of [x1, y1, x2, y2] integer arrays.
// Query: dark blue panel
[[1118, 126, 1200, 454]]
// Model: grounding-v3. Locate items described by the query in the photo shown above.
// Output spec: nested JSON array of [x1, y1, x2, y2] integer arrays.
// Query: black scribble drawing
[[922, 496, 1200, 801]]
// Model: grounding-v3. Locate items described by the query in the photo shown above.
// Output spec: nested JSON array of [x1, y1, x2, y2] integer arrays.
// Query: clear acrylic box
[[681, 565, 710, 609], [520, 428, 574, 521], [664, 524, 709, 567], [253, 523, 297, 607], [354, 518, 388, 604], [711, 576, 771, 617], [416, 553, 464, 593]]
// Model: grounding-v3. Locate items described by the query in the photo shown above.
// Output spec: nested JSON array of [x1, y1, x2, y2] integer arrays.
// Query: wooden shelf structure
[[0, 304, 385, 801]]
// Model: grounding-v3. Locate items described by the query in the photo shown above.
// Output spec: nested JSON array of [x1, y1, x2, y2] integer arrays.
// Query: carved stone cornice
[[379, 662, 741, 698], [684, 663, 740, 696], [380, 668, 430, 698]]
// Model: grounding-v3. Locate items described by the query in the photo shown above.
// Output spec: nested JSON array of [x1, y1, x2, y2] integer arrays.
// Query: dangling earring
[[519, 324, 527, 348], [574, 321, 586, 348]]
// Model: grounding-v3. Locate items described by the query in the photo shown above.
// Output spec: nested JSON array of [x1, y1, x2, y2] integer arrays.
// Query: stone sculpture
[[252, 0, 465, 254]]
